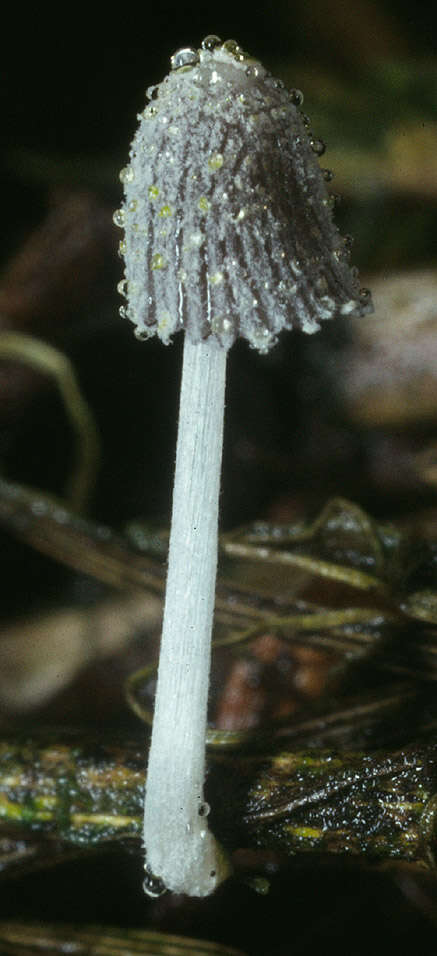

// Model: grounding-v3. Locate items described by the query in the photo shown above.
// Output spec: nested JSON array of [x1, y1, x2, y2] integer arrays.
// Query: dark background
[[1, 3, 437, 953]]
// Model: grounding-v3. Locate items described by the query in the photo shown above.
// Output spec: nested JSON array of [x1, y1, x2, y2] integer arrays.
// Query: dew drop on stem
[[143, 865, 167, 898]]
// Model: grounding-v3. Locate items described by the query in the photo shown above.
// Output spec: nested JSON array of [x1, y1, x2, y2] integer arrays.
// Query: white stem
[[143, 335, 229, 897]]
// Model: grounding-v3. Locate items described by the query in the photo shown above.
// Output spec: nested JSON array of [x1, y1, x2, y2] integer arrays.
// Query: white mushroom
[[116, 35, 373, 898]]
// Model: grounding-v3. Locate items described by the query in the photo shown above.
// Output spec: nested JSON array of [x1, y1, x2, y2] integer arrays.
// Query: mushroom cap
[[117, 38, 373, 351]]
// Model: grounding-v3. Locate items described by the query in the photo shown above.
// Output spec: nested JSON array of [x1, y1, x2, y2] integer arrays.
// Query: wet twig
[[0, 733, 436, 870]]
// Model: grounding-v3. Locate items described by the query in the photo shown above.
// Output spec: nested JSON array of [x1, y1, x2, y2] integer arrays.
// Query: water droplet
[[151, 253, 167, 270], [143, 865, 167, 898], [170, 47, 199, 71], [198, 802, 210, 817], [322, 168, 333, 182], [157, 310, 171, 328], [118, 239, 126, 258], [208, 153, 224, 172], [146, 84, 158, 100], [112, 208, 125, 228], [222, 39, 241, 57], [134, 327, 152, 341], [310, 138, 326, 156], [148, 185, 159, 200], [198, 196, 210, 212], [119, 305, 128, 319], [201, 35, 222, 51], [290, 257, 303, 276], [289, 88, 304, 106], [159, 204, 172, 217], [117, 279, 127, 296], [119, 166, 134, 184], [142, 105, 158, 120], [128, 199, 138, 212], [208, 271, 223, 285], [189, 231, 204, 248]]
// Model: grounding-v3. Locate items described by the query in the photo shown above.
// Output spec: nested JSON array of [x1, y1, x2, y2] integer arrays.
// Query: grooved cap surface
[[117, 39, 373, 351]]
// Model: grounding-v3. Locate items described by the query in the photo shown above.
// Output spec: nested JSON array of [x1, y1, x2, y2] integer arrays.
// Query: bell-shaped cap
[[117, 37, 373, 352]]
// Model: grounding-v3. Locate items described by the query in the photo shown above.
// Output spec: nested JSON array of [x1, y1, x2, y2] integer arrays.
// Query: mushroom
[[115, 35, 373, 897]]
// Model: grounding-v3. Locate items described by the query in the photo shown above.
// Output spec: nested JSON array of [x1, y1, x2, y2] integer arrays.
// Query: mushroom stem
[[143, 334, 230, 897]]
